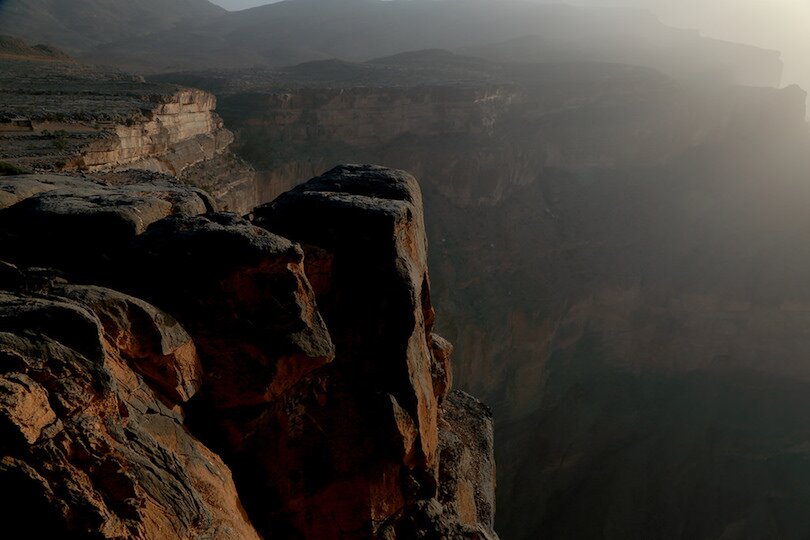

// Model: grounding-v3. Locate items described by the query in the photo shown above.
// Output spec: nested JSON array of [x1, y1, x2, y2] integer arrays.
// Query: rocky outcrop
[[0, 288, 260, 540], [74, 89, 231, 171], [437, 391, 497, 538], [0, 49, 259, 214], [0, 165, 498, 538], [248, 165, 443, 537]]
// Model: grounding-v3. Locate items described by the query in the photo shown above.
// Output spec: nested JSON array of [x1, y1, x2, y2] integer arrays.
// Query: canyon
[[0, 39, 258, 213], [163, 47, 810, 538], [5, 1, 810, 538]]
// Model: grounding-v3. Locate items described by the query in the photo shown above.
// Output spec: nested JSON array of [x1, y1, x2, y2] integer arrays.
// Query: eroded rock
[[0, 175, 213, 279], [51, 285, 202, 403], [233, 164, 477, 538], [0, 290, 259, 539], [123, 212, 335, 409], [438, 391, 498, 538], [255, 164, 439, 469], [0, 167, 497, 539]]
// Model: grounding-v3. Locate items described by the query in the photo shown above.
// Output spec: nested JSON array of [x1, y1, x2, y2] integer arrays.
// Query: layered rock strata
[[0, 49, 258, 214], [0, 165, 497, 539]]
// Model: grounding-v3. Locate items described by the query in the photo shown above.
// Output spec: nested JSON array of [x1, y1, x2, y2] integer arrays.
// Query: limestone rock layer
[[0, 165, 498, 539]]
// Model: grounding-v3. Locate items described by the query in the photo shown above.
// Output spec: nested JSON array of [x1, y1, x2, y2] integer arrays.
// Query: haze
[[566, 0, 810, 92], [7, 0, 810, 538], [210, 0, 810, 93], [211, 0, 278, 10]]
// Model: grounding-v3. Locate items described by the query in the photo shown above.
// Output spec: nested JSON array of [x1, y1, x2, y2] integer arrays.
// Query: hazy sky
[[211, 0, 276, 9], [568, 0, 810, 91], [209, 0, 810, 91]]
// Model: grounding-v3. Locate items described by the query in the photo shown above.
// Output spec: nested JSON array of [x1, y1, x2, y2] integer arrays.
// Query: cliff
[[0, 165, 498, 539], [0, 46, 258, 214], [209, 58, 806, 207], [179, 56, 810, 538]]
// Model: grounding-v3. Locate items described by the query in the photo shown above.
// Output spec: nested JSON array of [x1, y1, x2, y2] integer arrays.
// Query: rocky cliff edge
[[0, 165, 497, 539]]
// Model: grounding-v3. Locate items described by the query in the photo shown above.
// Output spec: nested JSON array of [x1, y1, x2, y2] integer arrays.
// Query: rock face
[[209, 60, 806, 207], [0, 166, 498, 539], [438, 391, 497, 537], [249, 165, 443, 537]]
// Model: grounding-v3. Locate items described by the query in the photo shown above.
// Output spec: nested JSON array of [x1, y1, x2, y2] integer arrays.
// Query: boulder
[[51, 285, 202, 403], [123, 212, 334, 408], [0, 175, 212, 279]]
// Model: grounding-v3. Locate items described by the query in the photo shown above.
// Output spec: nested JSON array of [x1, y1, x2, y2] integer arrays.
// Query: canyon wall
[[212, 72, 810, 538], [222, 75, 807, 206], [0, 52, 259, 214], [0, 166, 497, 539]]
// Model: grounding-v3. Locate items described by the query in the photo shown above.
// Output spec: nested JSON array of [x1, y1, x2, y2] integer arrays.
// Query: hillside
[[0, 0, 225, 52], [0, 0, 783, 86]]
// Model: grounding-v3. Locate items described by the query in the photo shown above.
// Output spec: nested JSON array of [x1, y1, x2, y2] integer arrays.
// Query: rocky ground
[[0, 166, 498, 539]]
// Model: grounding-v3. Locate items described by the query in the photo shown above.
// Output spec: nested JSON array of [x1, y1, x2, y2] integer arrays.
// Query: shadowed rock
[[122, 212, 335, 409], [0, 175, 213, 279], [234, 164, 498, 538], [51, 285, 202, 403], [438, 391, 498, 539], [255, 164, 439, 468], [0, 168, 497, 539]]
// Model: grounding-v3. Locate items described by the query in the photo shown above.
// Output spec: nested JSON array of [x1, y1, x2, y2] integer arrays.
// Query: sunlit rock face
[[0, 166, 498, 539], [0, 289, 261, 540]]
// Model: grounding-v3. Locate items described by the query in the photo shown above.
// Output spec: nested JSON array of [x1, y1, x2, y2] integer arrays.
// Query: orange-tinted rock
[[431, 334, 454, 403], [0, 373, 57, 445], [438, 391, 498, 538], [0, 291, 260, 539], [0, 168, 498, 539], [255, 164, 439, 468], [52, 284, 202, 403]]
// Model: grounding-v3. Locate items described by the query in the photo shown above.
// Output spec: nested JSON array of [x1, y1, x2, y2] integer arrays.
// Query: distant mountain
[[0, 0, 782, 86], [0, 0, 225, 52], [0, 35, 71, 61], [465, 31, 783, 87]]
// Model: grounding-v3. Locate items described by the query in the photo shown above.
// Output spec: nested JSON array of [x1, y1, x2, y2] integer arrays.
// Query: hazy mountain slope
[[19, 0, 781, 85], [0, 0, 225, 52], [0, 34, 70, 61]]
